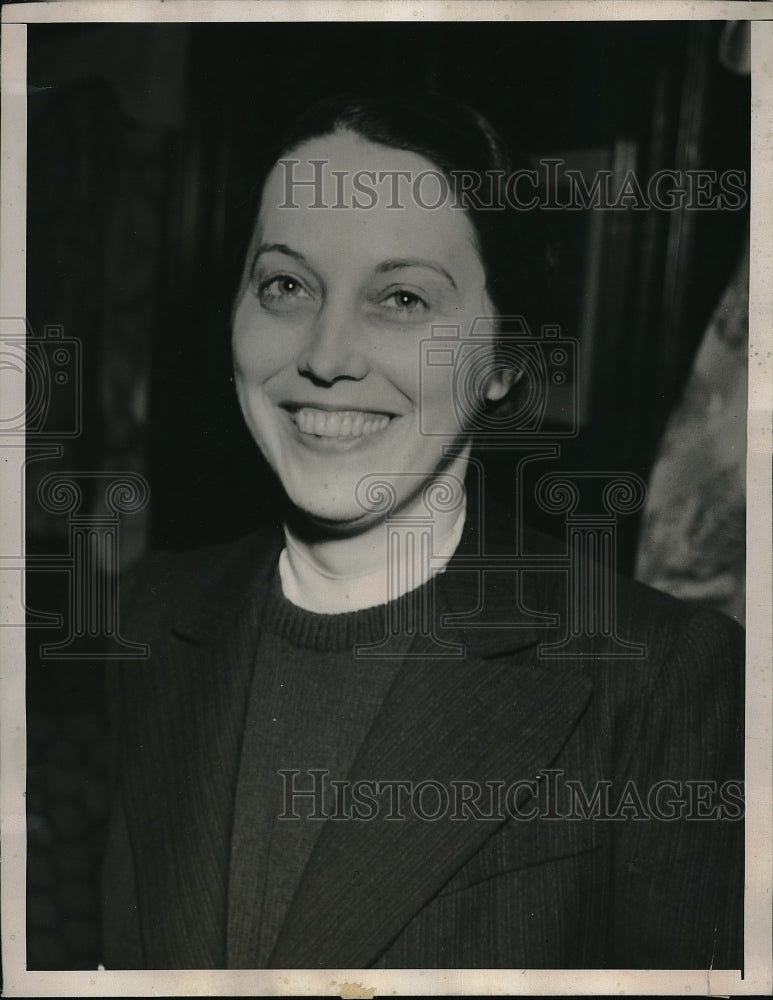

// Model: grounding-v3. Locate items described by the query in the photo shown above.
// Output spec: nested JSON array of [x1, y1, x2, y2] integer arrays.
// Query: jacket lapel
[[122, 528, 281, 967], [168, 525, 281, 646], [267, 643, 592, 968]]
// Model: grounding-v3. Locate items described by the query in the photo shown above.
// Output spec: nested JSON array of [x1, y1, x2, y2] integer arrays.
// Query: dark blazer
[[101, 507, 744, 970]]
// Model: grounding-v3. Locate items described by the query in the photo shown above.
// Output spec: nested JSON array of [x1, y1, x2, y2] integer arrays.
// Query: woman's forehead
[[276, 129, 433, 178], [255, 131, 484, 279]]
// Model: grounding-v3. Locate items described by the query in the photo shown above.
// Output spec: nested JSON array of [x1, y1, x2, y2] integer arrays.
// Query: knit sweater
[[227, 574, 407, 966]]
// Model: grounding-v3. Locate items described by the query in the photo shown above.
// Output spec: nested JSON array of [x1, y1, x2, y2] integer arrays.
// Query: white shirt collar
[[279, 492, 467, 614]]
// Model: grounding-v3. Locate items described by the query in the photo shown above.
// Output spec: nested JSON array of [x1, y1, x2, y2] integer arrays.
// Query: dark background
[[25, 20, 749, 970]]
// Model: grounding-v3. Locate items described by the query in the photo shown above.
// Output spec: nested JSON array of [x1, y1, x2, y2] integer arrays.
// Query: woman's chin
[[285, 492, 383, 537]]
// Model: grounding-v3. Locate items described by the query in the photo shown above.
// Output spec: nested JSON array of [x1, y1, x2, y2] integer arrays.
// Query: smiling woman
[[101, 93, 744, 971], [232, 129, 505, 538]]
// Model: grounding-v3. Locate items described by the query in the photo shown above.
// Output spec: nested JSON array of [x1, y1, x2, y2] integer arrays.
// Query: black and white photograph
[[1, 1, 771, 996]]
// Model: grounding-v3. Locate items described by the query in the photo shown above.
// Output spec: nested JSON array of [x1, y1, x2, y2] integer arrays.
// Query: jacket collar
[[169, 496, 565, 660], [168, 524, 282, 646]]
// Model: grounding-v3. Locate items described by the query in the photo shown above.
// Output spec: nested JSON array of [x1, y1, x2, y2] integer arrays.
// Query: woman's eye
[[256, 274, 312, 311], [380, 289, 429, 316]]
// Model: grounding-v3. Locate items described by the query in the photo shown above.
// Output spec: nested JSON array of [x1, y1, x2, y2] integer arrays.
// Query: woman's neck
[[279, 452, 470, 613]]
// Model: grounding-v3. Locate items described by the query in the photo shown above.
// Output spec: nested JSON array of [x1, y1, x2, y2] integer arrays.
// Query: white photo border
[[2, 1, 771, 996]]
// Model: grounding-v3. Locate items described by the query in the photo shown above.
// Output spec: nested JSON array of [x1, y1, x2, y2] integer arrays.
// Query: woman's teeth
[[293, 407, 391, 438]]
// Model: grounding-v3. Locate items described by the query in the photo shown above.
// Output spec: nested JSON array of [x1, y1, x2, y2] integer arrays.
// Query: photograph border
[[1, 1, 771, 996]]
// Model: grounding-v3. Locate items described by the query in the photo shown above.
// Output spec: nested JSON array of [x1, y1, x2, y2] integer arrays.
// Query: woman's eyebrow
[[252, 246, 458, 291], [376, 258, 458, 290], [252, 242, 309, 266]]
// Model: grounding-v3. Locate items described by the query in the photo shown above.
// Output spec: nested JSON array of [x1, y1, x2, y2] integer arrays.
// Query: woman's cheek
[[233, 317, 294, 384]]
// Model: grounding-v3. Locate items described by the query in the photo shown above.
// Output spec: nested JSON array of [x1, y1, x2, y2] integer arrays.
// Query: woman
[[101, 93, 744, 970]]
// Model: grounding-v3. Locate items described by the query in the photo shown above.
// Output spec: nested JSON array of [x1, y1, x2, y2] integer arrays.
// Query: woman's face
[[232, 130, 508, 529]]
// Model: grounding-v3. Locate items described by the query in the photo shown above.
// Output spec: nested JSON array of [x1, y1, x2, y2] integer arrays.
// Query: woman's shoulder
[[605, 561, 744, 651], [521, 519, 744, 642], [510, 522, 744, 703]]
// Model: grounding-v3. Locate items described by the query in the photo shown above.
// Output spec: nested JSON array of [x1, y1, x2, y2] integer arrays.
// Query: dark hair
[[246, 91, 548, 328], [239, 93, 552, 424]]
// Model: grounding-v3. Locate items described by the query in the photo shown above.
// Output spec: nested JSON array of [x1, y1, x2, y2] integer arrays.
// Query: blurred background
[[24, 20, 749, 969]]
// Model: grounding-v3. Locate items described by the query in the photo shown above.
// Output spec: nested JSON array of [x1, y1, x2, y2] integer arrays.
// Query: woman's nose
[[297, 308, 369, 384]]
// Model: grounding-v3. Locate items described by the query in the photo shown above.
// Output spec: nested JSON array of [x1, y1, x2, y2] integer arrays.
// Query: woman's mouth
[[288, 406, 393, 440]]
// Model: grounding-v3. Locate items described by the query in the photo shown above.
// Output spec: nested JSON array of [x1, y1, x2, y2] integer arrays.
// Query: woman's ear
[[484, 366, 521, 402]]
